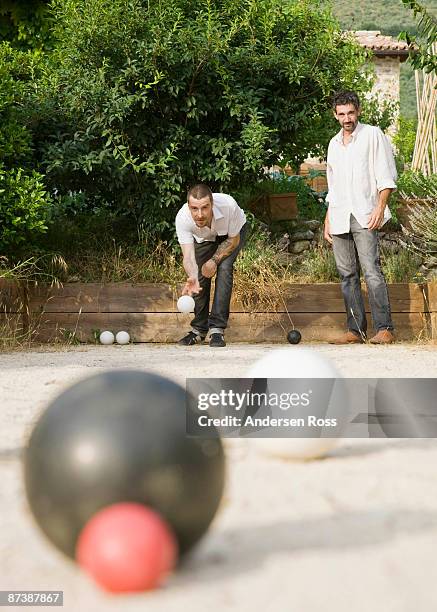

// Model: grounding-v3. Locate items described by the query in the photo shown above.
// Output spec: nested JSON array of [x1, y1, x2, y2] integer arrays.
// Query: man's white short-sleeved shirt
[[326, 123, 397, 234], [175, 193, 246, 244]]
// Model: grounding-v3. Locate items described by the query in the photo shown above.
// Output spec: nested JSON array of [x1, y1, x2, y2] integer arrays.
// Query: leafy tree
[[0, 42, 51, 254], [0, 43, 35, 166], [30, 0, 369, 234], [399, 0, 437, 72], [392, 116, 417, 168], [0, 0, 53, 50], [0, 165, 51, 253]]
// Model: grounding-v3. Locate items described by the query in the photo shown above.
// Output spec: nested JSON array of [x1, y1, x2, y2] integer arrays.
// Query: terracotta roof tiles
[[352, 30, 410, 56]]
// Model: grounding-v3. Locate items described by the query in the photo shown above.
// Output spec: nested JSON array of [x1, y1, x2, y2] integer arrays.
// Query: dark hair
[[187, 183, 213, 203], [332, 91, 360, 111]]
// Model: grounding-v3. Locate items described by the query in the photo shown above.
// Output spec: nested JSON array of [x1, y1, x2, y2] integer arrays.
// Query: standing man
[[175, 183, 247, 347], [324, 90, 397, 344]]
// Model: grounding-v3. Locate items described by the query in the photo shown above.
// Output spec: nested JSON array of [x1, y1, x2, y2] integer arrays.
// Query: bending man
[[176, 183, 247, 347]]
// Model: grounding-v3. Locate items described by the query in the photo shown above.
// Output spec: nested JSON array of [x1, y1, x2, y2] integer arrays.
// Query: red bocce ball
[[76, 502, 177, 593]]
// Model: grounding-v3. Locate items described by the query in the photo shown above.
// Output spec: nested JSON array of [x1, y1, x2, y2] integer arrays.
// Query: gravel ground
[[1, 343, 437, 612]]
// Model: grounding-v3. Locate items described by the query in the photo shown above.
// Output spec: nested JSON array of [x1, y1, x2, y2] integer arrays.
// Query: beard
[[342, 120, 357, 132]]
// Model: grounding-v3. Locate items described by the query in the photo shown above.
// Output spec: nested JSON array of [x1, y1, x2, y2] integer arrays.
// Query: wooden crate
[[247, 193, 297, 222]]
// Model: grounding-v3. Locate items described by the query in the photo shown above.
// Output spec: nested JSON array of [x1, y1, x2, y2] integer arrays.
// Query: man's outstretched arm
[[181, 243, 201, 295]]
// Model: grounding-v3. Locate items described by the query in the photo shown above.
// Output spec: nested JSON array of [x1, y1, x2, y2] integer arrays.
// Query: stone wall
[[372, 56, 401, 105]]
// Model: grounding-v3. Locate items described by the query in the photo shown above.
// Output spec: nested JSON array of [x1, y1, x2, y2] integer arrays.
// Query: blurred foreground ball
[[77, 503, 177, 593], [287, 330, 302, 344], [177, 295, 195, 314], [99, 331, 114, 345], [247, 348, 347, 460], [24, 370, 225, 559], [115, 331, 130, 345], [373, 379, 437, 438]]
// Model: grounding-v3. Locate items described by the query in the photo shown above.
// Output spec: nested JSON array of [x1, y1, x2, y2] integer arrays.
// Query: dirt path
[[1, 344, 436, 612]]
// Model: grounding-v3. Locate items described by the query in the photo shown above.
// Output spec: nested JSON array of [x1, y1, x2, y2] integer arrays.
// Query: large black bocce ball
[[24, 370, 225, 559]]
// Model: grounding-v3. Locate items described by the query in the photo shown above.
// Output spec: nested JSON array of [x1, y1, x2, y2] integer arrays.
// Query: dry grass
[[60, 240, 183, 287]]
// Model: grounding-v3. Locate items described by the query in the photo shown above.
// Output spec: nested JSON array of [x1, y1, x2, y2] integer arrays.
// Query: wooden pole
[[412, 44, 437, 175]]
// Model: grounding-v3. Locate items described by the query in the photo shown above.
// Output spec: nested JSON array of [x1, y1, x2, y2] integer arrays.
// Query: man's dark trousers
[[191, 223, 248, 336]]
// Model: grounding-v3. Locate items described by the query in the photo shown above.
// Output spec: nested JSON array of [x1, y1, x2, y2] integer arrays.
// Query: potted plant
[[247, 172, 297, 222]]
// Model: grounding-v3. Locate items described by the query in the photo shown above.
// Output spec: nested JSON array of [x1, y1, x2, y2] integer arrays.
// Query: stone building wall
[[372, 56, 401, 104]]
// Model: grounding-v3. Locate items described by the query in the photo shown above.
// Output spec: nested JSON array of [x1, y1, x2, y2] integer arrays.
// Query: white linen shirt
[[326, 123, 397, 234], [175, 193, 246, 244]]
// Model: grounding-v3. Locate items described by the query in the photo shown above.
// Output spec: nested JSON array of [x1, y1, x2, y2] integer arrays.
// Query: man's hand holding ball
[[201, 259, 217, 279]]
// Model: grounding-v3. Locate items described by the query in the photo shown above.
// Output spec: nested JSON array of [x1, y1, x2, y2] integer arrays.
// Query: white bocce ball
[[115, 331, 130, 345], [247, 347, 347, 460], [99, 330, 115, 345], [177, 295, 195, 314]]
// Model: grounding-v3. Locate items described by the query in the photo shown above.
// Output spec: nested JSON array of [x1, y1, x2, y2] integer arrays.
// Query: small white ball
[[115, 331, 130, 345], [177, 295, 195, 314], [99, 331, 115, 345]]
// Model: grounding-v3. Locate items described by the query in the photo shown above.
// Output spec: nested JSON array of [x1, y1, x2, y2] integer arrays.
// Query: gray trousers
[[332, 214, 394, 335]]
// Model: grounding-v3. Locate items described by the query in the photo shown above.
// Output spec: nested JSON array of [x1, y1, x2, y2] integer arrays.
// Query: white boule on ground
[[115, 331, 130, 345], [247, 347, 346, 461], [253, 437, 339, 461], [177, 295, 195, 314], [99, 331, 115, 345]]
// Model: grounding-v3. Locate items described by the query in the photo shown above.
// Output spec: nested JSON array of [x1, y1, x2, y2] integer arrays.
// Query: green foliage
[[381, 248, 422, 282], [298, 244, 339, 282], [399, 0, 437, 72], [0, 42, 52, 255], [392, 116, 417, 169], [401, 207, 437, 270], [400, 62, 418, 119], [0, 1, 53, 50], [0, 42, 37, 166], [397, 170, 437, 197], [0, 165, 52, 253], [31, 0, 369, 236], [360, 95, 399, 133], [396, 172, 437, 270]]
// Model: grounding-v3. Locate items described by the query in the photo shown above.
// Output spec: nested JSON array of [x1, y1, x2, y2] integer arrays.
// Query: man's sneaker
[[209, 333, 226, 347], [178, 331, 205, 346]]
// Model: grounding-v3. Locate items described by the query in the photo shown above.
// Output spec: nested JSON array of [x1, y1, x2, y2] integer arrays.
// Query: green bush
[[399, 174, 437, 270], [0, 1, 53, 50], [0, 165, 52, 253], [381, 248, 423, 283], [30, 0, 369, 236], [0, 43, 52, 255], [298, 245, 339, 282], [360, 94, 399, 134], [0, 42, 38, 166], [397, 170, 437, 198], [392, 116, 417, 170]]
